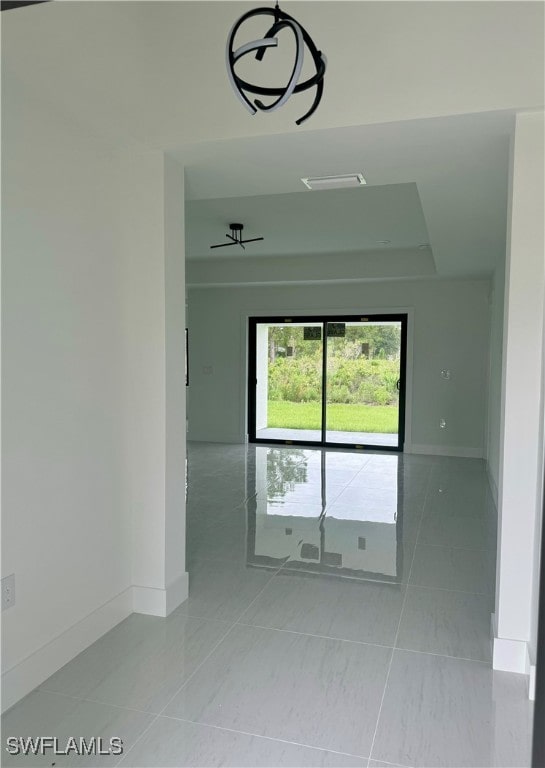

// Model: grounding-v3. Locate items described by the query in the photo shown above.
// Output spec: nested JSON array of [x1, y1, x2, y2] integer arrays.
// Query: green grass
[[267, 400, 398, 433]]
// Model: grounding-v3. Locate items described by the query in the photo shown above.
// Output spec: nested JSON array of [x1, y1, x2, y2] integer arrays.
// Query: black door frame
[[248, 313, 408, 452]]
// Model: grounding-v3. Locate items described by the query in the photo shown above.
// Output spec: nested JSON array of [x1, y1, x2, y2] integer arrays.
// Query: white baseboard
[[1, 587, 133, 714], [405, 443, 483, 459], [2, 573, 190, 714], [493, 636, 528, 674], [491, 622, 534, 700], [133, 572, 189, 618], [527, 645, 537, 700], [492, 610, 529, 675], [187, 434, 243, 445], [486, 464, 499, 507]]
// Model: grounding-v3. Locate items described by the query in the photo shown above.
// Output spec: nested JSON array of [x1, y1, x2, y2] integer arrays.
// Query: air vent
[[301, 173, 367, 190]]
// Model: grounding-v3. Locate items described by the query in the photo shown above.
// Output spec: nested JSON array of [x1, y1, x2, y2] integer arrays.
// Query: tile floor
[[2, 443, 534, 767]]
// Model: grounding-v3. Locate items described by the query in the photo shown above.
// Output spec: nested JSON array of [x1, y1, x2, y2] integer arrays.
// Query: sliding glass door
[[253, 321, 323, 443], [248, 314, 407, 451], [325, 319, 403, 447]]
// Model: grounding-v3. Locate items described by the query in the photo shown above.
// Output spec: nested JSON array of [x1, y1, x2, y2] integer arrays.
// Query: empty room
[[2, 2, 544, 766]]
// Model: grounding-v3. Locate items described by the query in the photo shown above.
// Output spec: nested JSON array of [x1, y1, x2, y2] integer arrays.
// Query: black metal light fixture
[[226, 2, 326, 126], [210, 223, 264, 251]]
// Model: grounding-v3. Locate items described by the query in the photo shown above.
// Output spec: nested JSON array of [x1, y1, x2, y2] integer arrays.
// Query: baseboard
[[405, 443, 483, 459], [486, 463, 499, 507], [527, 645, 537, 700], [492, 610, 529, 675], [132, 572, 189, 617], [1, 587, 133, 714], [187, 434, 243, 445]]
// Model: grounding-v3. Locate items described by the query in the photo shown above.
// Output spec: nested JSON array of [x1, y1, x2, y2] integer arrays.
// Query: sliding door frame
[[248, 313, 408, 452]]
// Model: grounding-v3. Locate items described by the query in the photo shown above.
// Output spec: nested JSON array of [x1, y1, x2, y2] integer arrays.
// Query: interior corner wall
[[187, 278, 490, 457], [119, 151, 188, 617], [164, 155, 188, 600], [1, 80, 132, 709], [486, 260, 506, 505], [494, 110, 545, 677], [530, 297, 545, 688]]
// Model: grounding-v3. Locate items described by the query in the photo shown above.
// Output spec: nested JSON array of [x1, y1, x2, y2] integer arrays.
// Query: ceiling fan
[[210, 223, 264, 251]]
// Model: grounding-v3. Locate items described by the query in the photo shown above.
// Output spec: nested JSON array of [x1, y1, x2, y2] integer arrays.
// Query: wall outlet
[[2, 574, 16, 611], [439, 419, 447, 429]]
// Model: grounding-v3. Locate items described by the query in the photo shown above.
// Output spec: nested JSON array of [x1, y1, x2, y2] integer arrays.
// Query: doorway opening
[[248, 314, 407, 450]]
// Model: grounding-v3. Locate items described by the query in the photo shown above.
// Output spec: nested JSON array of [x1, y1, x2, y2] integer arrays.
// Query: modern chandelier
[[226, 2, 326, 126]]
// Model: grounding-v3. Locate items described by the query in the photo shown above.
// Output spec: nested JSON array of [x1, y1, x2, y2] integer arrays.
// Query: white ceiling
[[182, 111, 513, 276], [3, 1, 541, 148], [4, 2, 539, 279], [187, 183, 431, 259]]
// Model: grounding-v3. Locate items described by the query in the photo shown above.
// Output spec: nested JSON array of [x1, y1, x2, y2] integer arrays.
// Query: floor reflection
[[246, 446, 404, 582]]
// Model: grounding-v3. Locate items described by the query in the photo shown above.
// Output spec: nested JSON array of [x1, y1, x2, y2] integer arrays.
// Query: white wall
[[1, 82, 188, 710], [187, 278, 490, 457], [118, 151, 188, 617], [1, 78, 133, 707], [493, 111, 545, 681], [487, 261, 506, 504], [164, 154, 188, 598]]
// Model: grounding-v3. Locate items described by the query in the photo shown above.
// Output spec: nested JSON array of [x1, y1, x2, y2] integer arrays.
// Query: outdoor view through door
[[249, 315, 407, 450]]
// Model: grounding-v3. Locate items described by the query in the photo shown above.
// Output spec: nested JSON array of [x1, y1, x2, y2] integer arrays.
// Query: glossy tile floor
[[3, 444, 534, 767]]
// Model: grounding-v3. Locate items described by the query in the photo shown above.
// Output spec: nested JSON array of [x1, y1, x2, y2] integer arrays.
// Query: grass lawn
[[267, 400, 398, 433]]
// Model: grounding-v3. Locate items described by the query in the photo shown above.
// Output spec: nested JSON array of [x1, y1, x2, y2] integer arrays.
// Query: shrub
[[268, 357, 399, 406]]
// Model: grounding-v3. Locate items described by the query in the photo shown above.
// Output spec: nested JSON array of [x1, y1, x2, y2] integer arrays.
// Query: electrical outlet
[[440, 419, 447, 429], [2, 574, 15, 611]]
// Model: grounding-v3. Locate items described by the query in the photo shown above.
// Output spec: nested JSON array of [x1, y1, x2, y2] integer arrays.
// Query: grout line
[[230, 563, 287, 625], [404, 583, 493, 598], [163, 563, 284, 707], [232, 621, 493, 665], [235, 621, 396, 651], [160, 714, 370, 760], [159, 608, 235, 624], [114, 617, 239, 767], [392, 646, 491, 665], [31, 688, 156, 716], [367, 465, 433, 764]]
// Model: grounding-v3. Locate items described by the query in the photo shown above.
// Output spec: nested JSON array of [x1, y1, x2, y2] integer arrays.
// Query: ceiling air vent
[[301, 173, 367, 190]]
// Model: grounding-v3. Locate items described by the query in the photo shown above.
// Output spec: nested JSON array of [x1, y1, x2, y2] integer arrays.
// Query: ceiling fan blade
[[241, 237, 264, 244], [210, 242, 237, 249]]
